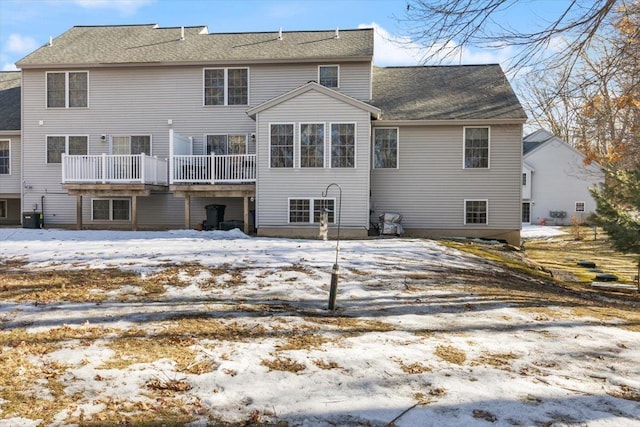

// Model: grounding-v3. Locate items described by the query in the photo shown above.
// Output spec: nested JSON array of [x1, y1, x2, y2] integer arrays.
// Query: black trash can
[[204, 204, 226, 230], [249, 209, 256, 233], [22, 212, 41, 229]]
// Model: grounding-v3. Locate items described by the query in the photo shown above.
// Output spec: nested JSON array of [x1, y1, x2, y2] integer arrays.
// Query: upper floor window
[[575, 202, 585, 212], [464, 127, 489, 169], [46, 135, 88, 164], [465, 199, 488, 225], [270, 124, 294, 168], [319, 65, 339, 88], [0, 140, 10, 174], [46, 71, 88, 108], [331, 123, 355, 168], [522, 173, 527, 185], [112, 135, 151, 155], [204, 68, 248, 106], [300, 123, 324, 168], [374, 128, 398, 168], [206, 134, 247, 155]]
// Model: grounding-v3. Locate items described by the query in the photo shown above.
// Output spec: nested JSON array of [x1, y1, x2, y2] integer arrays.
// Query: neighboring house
[[0, 71, 21, 225], [522, 129, 603, 225], [15, 24, 526, 245]]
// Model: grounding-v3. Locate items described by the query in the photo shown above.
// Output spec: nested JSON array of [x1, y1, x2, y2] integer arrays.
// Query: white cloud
[[360, 22, 514, 68], [72, 0, 153, 16], [2, 63, 18, 71], [5, 33, 39, 54], [359, 22, 423, 66]]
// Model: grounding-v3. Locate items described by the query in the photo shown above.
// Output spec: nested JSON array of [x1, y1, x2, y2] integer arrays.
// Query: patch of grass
[[394, 358, 432, 374], [524, 230, 638, 285], [261, 356, 306, 373], [608, 385, 640, 402], [100, 335, 200, 371], [276, 332, 329, 351], [0, 266, 144, 303], [472, 352, 519, 370], [281, 264, 314, 275], [435, 345, 466, 365], [0, 324, 120, 355], [160, 317, 269, 342], [66, 396, 201, 426], [313, 359, 340, 370], [0, 349, 80, 424], [304, 316, 395, 336]]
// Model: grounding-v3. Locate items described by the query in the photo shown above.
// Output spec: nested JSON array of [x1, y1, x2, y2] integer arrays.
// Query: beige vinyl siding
[[255, 90, 371, 230], [250, 62, 371, 104], [22, 62, 371, 226], [371, 124, 522, 230], [0, 134, 21, 194]]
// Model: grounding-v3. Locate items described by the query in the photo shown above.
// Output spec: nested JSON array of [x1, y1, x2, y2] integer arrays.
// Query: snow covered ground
[[521, 225, 568, 239], [0, 228, 639, 426]]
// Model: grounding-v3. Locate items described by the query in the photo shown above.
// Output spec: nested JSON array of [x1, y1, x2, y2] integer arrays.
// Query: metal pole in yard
[[322, 183, 342, 311]]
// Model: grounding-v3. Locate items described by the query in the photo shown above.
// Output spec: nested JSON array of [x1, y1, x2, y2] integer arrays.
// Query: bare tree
[[400, 0, 620, 75]]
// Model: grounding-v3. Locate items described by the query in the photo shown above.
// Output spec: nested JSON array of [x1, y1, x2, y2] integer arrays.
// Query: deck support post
[[184, 195, 191, 229], [76, 195, 83, 230], [131, 195, 138, 231], [243, 195, 249, 234]]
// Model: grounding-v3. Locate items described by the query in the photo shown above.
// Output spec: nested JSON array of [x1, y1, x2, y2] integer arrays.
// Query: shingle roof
[[371, 65, 527, 121], [523, 129, 555, 154], [17, 25, 373, 67], [0, 71, 21, 131]]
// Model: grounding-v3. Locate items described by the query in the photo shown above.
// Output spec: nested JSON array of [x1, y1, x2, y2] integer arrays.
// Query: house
[[0, 71, 21, 225], [522, 129, 603, 225], [15, 24, 526, 245]]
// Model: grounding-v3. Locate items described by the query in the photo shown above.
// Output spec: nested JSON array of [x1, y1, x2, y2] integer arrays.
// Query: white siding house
[[14, 24, 527, 244], [522, 129, 603, 225]]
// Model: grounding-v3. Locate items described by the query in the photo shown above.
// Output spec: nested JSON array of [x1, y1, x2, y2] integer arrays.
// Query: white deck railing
[[171, 154, 256, 184], [62, 153, 169, 185]]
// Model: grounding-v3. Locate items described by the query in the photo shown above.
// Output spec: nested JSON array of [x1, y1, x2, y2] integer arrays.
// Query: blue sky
[[0, 0, 569, 71]]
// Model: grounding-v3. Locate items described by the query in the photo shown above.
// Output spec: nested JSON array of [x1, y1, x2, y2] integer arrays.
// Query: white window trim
[[575, 201, 586, 212], [373, 127, 399, 169], [0, 200, 7, 219], [318, 64, 340, 88], [329, 122, 357, 169], [0, 139, 10, 175], [464, 199, 489, 225], [298, 122, 326, 169], [462, 126, 491, 169], [91, 198, 131, 221], [287, 197, 337, 224], [109, 134, 152, 156], [45, 135, 90, 164], [202, 67, 250, 107], [45, 70, 90, 109], [268, 122, 295, 169]]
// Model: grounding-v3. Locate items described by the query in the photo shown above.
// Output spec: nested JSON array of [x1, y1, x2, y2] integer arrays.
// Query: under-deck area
[[170, 184, 256, 234]]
